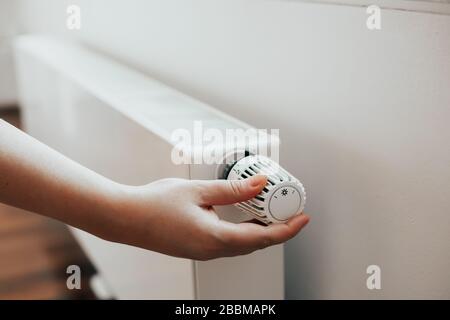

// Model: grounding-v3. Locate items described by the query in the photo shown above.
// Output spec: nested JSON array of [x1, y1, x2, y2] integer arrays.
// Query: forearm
[[0, 119, 122, 237]]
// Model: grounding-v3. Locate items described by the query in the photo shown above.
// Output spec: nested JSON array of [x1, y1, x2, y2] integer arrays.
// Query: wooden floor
[[0, 108, 97, 300]]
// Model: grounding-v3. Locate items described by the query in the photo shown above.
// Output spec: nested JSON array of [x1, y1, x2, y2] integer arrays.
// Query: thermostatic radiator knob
[[225, 155, 306, 224]]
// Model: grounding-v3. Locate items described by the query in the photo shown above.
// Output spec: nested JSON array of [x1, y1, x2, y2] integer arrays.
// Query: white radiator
[[13, 35, 284, 300]]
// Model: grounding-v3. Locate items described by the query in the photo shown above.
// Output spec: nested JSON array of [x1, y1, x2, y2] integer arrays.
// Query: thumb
[[197, 175, 267, 206]]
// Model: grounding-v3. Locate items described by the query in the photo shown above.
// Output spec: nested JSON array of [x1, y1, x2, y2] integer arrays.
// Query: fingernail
[[249, 175, 267, 187]]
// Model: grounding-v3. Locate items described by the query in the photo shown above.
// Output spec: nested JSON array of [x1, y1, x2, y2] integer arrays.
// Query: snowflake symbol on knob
[[281, 188, 288, 196]]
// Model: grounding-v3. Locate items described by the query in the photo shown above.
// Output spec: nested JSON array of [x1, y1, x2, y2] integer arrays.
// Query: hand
[[104, 175, 310, 260], [0, 120, 309, 261]]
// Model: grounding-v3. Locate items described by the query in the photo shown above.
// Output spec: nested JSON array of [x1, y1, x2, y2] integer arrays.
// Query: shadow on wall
[[0, 36, 17, 107]]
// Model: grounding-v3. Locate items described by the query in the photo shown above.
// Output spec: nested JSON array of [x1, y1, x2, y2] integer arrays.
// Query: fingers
[[214, 213, 310, 256], [197, 175, 267, 206], [194, 176, 309, 258]]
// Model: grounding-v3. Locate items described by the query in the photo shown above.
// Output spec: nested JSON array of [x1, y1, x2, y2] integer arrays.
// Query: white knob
[[226, 155, 306, 224]]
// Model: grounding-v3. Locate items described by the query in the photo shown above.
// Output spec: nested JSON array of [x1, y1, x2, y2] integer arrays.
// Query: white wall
[[0, 0, 17, 106], [14, 0, 450, 299], [0, 0, 17, 37]]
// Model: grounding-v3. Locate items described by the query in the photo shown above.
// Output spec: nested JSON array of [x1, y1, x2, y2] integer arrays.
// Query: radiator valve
[[223, 154, 306, 224]]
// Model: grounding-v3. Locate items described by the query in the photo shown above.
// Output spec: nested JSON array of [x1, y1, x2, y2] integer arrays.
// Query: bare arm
[[0, 119, 309, 260], [0, 119, 120, 235]]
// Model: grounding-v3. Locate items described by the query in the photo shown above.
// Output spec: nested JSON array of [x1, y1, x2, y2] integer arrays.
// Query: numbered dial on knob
[[226, 155, 306, 224]]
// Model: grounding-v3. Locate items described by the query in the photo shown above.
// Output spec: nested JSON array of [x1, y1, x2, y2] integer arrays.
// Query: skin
[[0, 119, 309, 260]]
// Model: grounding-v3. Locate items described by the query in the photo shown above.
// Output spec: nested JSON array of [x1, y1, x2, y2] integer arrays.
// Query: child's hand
[[103, 175, 309, 260], [1, 120, 309, 261]]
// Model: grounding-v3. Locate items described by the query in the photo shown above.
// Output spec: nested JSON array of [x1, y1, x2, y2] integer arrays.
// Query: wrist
[[93, 181, 146, 244]]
